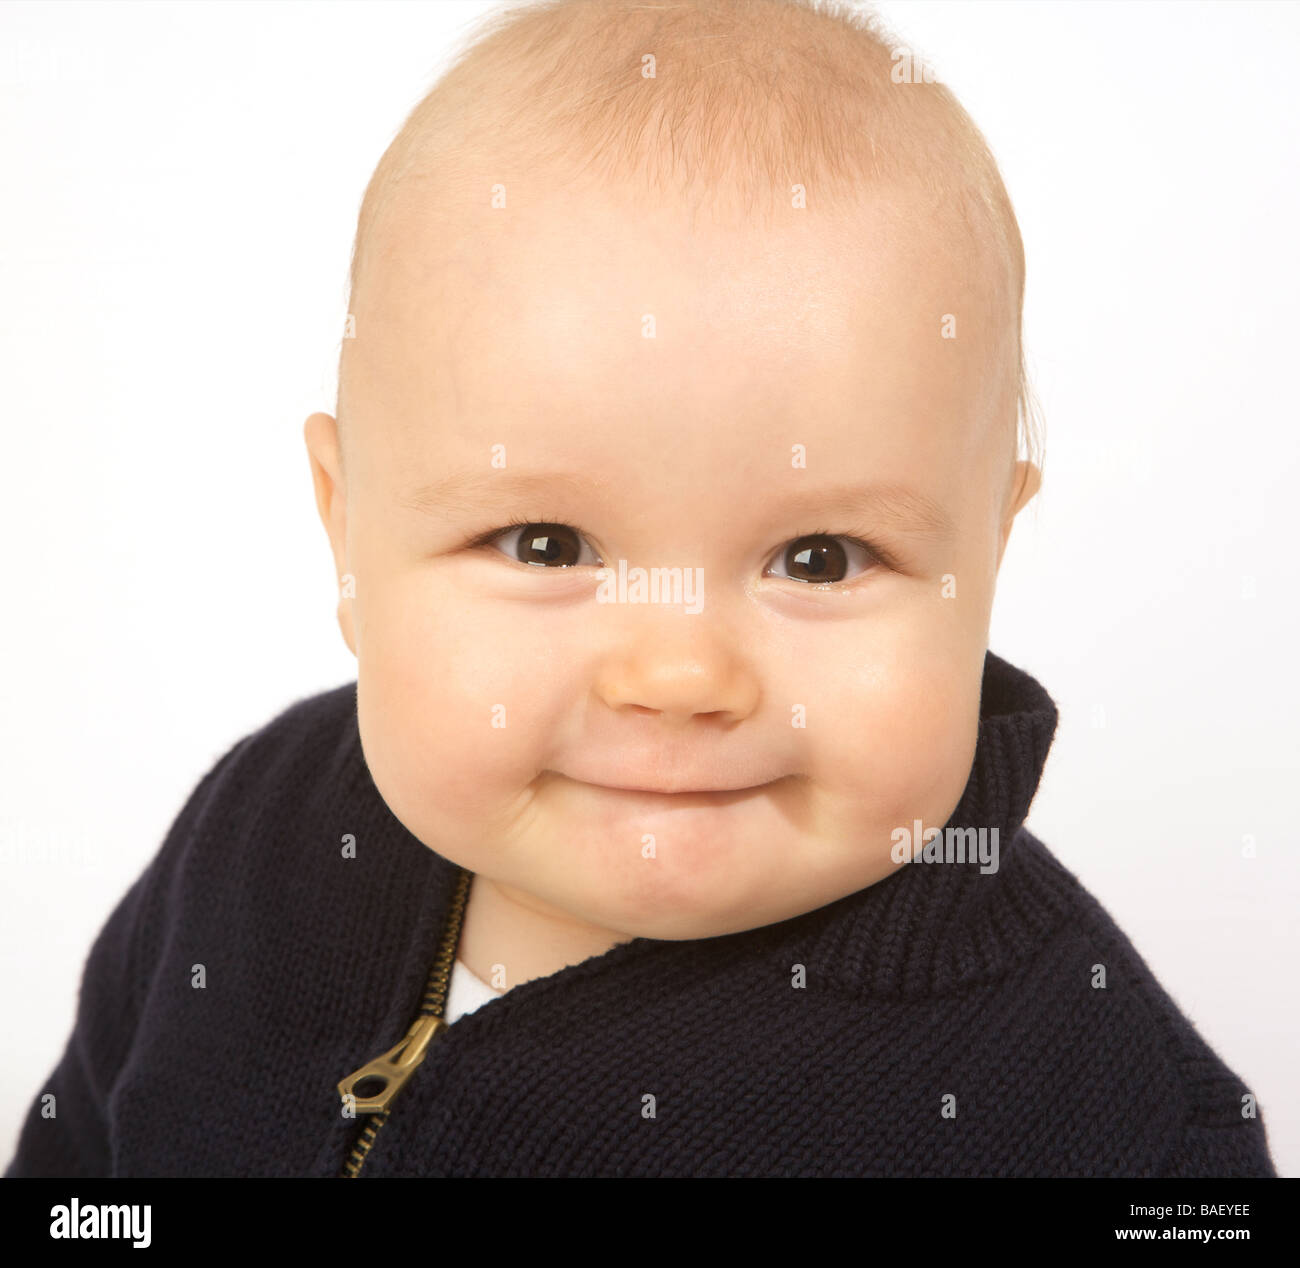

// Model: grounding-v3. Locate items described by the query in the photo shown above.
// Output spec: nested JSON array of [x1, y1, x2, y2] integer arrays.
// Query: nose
[[593, 626, 760, 728]]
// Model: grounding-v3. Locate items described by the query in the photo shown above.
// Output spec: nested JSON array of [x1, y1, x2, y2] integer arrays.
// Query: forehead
[[345, 172, 1012, 495]]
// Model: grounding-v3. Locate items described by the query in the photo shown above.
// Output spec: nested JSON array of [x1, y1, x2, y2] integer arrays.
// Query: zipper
[[336, 865, 472, 1178]]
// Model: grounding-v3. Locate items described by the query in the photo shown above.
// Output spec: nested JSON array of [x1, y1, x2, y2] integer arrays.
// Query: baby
[[6, 0, 1276, 1179]]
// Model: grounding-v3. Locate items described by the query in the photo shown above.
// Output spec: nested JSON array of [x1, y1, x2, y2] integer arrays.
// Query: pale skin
[[305, 169, 1040, 992]]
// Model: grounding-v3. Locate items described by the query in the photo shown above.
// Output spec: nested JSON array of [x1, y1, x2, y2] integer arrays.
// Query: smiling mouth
[[563, 774, 781, 799]]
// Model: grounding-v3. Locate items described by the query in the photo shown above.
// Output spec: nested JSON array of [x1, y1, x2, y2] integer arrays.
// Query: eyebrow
[[796, 481, 956, 538], [398, 470, 613, 519], [399, 471, 955, 538]]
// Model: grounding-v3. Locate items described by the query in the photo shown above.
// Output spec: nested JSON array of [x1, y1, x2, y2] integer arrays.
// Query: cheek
[[354, 577, 568, 830], [813, 635, 983, 828]]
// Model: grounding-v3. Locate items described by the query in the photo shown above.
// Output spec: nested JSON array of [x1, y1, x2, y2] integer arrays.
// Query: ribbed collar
[[363, 649, 1065, 1011], [790, 648, 1066, 998]]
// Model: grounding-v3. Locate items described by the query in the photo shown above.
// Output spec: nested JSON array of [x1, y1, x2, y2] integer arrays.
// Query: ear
[[303, 412, 357, 657], [996, 460, 1041, 569]]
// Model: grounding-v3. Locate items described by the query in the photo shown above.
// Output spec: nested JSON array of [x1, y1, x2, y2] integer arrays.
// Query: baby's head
[[305, 0, 1041, 945]]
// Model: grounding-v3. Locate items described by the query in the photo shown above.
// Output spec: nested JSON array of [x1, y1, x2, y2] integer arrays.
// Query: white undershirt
[[444, 956, 505, 1024]]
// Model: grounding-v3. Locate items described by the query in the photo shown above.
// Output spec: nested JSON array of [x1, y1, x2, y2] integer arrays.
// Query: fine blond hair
[[340, 0, 1042, 474]]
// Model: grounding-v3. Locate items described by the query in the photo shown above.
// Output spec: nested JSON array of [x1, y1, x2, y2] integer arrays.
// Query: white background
[[1, 0, 1296, 1176]]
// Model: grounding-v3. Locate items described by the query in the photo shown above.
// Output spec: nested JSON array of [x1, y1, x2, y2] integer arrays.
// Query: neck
[[457, 873, 633, 991]]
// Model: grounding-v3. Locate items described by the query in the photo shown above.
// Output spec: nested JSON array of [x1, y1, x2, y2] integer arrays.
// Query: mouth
[[558, 774, 782, 802]]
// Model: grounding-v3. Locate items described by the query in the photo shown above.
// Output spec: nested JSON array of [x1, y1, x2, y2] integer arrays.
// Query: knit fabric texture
[[4, 651, 1277, 1177]]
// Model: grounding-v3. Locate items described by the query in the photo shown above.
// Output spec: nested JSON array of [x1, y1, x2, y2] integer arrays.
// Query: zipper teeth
[[341, 866, 472, 1179]]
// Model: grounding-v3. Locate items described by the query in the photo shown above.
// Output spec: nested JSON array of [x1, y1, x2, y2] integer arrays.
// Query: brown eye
[[767, 534, 875, 584], [491, 522, 598, 568]]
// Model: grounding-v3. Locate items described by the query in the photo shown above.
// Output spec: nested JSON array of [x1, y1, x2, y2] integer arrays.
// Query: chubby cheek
[[353, 576, 568, 843], [812, 631, 983, 869]]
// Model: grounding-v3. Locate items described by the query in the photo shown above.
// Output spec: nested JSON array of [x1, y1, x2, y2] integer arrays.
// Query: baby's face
[[308, 173, 1030, 944]]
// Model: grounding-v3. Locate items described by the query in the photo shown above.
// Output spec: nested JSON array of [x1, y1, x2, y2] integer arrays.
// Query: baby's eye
[[477, 521, 881, 584], [764, 534, 878, 585], [485, 522, 601, 568]]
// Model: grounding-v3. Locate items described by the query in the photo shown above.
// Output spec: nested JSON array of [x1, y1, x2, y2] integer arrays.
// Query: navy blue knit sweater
[[4, 652, 1276, 1177]]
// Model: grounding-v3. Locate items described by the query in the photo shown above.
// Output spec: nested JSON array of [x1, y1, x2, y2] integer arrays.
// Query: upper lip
[[569, 776, 776, 794]]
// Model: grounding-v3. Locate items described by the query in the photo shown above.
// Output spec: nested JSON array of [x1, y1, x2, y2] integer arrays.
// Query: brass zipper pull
[[337, 866, 473, 1176], [338, 1012, 448, 1114]]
